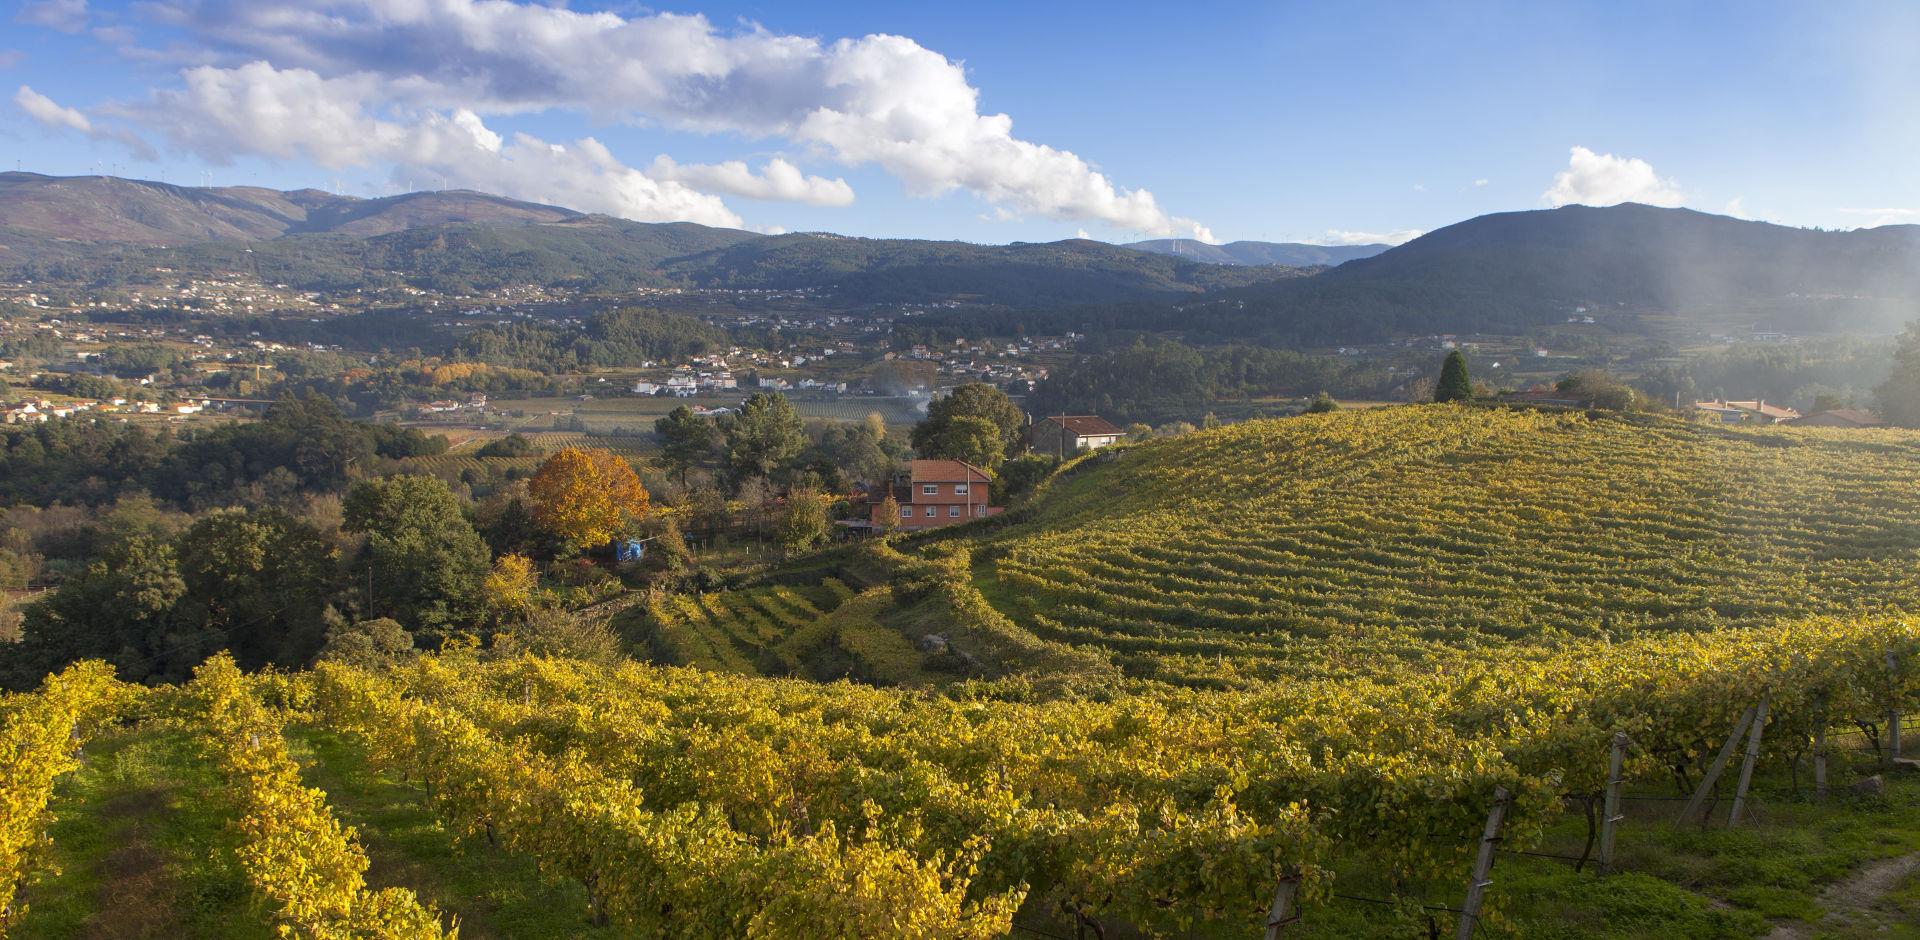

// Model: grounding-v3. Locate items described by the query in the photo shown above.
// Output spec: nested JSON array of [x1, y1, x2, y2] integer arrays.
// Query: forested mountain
[[656, 234, 1295, 305], [1218, 204, 1920, 343], [0, 172, 582, 247], [1123, 238, 1388, 266]]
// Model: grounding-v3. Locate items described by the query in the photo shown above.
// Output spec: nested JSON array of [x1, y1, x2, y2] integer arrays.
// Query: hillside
[[1123, 237, 1388, 266], [1217, 204, 1920, 342], [657, 233, 1294, 305], [0, 172, 581, 248], [663, 407, 1920, 688]]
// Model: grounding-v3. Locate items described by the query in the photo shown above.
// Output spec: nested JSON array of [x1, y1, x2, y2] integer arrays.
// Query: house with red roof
[[871, 459, 1001, 530]]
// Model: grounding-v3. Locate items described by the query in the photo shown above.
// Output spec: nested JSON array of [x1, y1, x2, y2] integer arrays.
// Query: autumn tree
[[482, 553, 539, 623], [876, 494, 903, 535], [526, 447, 651, 550]]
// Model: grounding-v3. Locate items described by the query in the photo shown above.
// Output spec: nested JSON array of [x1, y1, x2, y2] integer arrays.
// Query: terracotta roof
[[908, 459, 992, 484], [1039, 414, 1123, 437], [1786, 408, 1883, 428]]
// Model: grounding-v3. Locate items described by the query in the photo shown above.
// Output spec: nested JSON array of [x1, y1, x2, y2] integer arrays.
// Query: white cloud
[[1320, 228, 1423, 246], [15, 0, 87, 33], [1724, 197, 1749, 219], [1473, 178, 1489, 187], [1074, 228, 1091, 239], [113, 2, 1206, 235], [15, 84, 91, 132], [125, 62, 742, 226], [1543, 146, 1685, 208], [647, 155, 853, 206]]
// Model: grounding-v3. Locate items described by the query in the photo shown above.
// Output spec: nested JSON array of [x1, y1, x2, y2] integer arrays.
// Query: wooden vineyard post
[[1888, 652, 1902, 767], [1598, 732, 1627, 874], [1263, 873, 1301, 939], [1727, 695, 1770, 827], [1813, 693, 1829, 802], [1455, 786, 1510, 940], [1682, 704, 1757, 824]]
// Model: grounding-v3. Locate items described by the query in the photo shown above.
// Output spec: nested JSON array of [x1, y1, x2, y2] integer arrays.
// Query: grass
[[284, 727, 624, 940], [8, 729, 273, 940]]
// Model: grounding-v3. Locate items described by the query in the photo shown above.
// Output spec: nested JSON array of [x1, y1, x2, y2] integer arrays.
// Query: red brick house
[[872, 459, 1002, 530]]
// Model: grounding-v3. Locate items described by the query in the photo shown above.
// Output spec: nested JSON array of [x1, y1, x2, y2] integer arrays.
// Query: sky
[[2, 0, 1916, 245]]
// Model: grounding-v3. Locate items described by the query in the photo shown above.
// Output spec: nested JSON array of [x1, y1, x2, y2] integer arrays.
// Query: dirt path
[[1763, 851, 1920, 939], [84, 787, 186, 940]]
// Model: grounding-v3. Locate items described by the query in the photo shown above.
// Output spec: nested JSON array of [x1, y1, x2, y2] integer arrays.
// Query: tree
[[994, 453, 1058, 503], [174, 508, 339, 669], [482, 553, 539, 623], [719, 393, 807, 485], [1434, 350, 1473, 403], [875, 494, 903, 535], [1305, 392, 1341, 413], [1876, 323, 1920, 427], [317, 613, 416, 669], [912, 384, 1025, 458], [1555, 369, 1639, 411], [5, 534, 197, 688], [527, 448, 650, 549], [654, 406, 717, 483], [343, 475, 490, 636], [916, 414, 1005, 469], [778, 489, 831, 557], [476, 433, 538, 458]]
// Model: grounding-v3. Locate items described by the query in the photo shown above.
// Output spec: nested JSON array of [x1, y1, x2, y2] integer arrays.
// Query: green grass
[[284, 727, 623, 940], [9, 729, 274, 940]]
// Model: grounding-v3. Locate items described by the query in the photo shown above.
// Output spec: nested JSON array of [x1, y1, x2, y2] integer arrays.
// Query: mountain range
[[4, 171, 1918, 340], [1122, 238, 1388, 266]]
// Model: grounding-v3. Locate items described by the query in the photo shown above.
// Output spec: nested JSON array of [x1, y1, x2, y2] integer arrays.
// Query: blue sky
[[3, 0, 1916, 244]]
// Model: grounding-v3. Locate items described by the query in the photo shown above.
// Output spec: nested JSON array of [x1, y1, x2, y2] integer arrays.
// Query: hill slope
[[971, 406, 1920, 684], [1123, 238, 1388, 266], [1219, 204, 1920, 341]]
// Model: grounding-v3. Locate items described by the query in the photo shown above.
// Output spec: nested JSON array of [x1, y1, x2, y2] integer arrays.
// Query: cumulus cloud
[[1320, 228, 1423, 246], [124, 62, 741, 226], [109, 1, 1205, 234], [15, 0, 87, 32], [648, 155, 853, 206], [15, 84, 91, 132], [1543, 146, 1685, 208]]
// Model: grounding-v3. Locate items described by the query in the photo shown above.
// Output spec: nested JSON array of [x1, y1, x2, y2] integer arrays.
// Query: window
[[948, 505, 961, 517], [922, 484, 939, 495], [975, 505, 987, 516], [924, 506, 936, 518], [899, 506, 912, 519], [954, 483, 969, 495]]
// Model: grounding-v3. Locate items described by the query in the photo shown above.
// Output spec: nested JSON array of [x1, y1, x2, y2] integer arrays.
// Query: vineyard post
[[1598, 732, 1626, 875], [1262, 872, 1301, 940], [1813, 693, 1828, 802], [1682, 704, 1757, 824], [1455, 785, 1509, 940], [1727, 695, 1770, 828], [1888, 651, 1902, 767]]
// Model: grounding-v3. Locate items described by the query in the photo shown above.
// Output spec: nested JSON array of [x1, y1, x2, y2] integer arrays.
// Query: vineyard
[[9, 616, 1920, 937], [969, 408, 1920, 684], [10, 406, 1920, 936]]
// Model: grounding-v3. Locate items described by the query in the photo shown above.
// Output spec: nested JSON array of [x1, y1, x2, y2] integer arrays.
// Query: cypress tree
[[1434, 350, 1473, 403]]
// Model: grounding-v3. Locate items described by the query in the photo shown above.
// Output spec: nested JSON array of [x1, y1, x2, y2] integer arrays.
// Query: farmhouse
[[871, 459, 1002, 530], [1694, 399, 1802, 424], [1028, 414, 1124, 457]]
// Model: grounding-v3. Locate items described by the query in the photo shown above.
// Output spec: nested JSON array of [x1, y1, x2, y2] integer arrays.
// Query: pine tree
[[1434, 350, 1473, 403]]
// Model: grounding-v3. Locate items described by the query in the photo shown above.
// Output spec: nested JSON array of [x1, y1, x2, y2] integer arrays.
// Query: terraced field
[[974, 406, 1920, 684], [636, 579, 860, 675]]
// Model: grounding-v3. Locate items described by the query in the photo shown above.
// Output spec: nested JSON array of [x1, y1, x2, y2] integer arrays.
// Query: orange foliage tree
[[526, 447, 650, 549]]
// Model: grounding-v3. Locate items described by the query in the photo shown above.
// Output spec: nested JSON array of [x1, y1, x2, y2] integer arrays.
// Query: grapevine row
[[0, 660, 132, 933], [179, 654, 454, 940]]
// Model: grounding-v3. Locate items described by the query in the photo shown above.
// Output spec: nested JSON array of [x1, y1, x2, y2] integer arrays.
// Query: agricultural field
[[968, 407, 1920, 685]]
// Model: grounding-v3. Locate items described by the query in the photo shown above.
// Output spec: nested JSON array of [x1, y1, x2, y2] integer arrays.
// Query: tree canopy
[[526, 448, 650, 549]]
